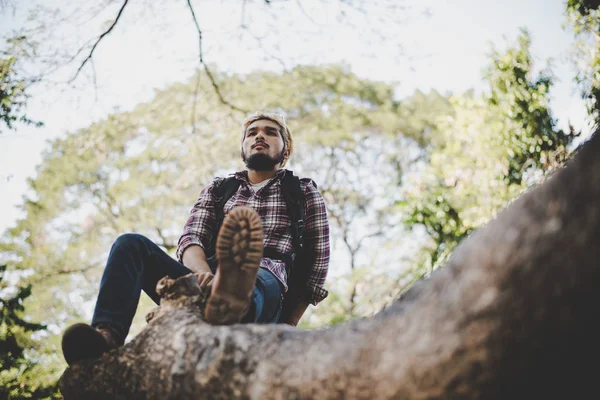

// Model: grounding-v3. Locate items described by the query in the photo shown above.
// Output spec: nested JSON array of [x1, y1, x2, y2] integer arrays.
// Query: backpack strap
[[281, 170, 305, 256], [207, 176, 241, 259], [263, 170, 306, 284], [278, 172, 313, 323]]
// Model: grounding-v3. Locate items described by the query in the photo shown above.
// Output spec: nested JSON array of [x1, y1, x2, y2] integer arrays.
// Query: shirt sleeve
[[176, 180, 220, 263], [300, 178, 330, 305]]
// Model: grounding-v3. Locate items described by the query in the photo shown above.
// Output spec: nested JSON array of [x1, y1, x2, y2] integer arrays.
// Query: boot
[[204, 206, 263, 325], [61, 322, 123, 366]]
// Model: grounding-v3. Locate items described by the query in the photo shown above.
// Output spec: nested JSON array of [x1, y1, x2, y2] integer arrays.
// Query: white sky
[[0, 0, 590, 233]]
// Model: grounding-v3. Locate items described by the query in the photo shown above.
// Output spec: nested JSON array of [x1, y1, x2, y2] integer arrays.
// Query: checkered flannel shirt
[[176, 169, 330, 305]]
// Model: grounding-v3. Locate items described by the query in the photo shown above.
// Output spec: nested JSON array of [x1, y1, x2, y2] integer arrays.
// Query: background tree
[[567, 0, 600, 124], [0, 36, 41, 134], [400, 30, 577, 281], [296, 90, 453, 324], [0, 265, 60, 399]]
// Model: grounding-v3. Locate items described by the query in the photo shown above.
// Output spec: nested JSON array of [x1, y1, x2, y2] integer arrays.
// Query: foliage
[[0, 265, 61, 399], [486, 31, 574, 184], [567, 0, 600, 17], [400, 30, 577, 277], [567, 0, 600, 124], [0, 36, 42, 134]]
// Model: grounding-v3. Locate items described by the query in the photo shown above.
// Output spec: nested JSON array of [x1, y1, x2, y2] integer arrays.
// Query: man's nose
[[255, 130, 267, 140]]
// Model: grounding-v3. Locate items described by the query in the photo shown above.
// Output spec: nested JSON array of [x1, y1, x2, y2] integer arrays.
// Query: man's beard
[[243, 149, 285, 171]]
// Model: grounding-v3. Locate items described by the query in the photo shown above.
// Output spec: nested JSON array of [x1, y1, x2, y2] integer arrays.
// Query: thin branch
[[31, 38, 95, 83], [295, 0, 321, 26], [190, 71, 201, 134], [205, 67, 247, 111], [155, 227, 176, 252], [186, 0, 204, 62], [355, 229, 384, 250], [28, 262, 99, 285], [186, 0, 248, 114], [70, 0, 130, 83], [241, 0, 248, 28], [240, 26, 288, 70], [91, 57, 99, 102], [0, 0, 15, 14], [348, 283, 357, 314]]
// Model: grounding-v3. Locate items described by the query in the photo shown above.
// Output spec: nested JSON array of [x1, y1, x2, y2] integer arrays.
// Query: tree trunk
[[60, 132, 600, 400]]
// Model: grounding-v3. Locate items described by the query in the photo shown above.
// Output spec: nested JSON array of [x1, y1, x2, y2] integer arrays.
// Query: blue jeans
[[92, 233, 283, 339]]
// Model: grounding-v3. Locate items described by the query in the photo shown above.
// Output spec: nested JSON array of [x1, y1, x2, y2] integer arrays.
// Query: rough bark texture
[[60, 132, 600, 399]]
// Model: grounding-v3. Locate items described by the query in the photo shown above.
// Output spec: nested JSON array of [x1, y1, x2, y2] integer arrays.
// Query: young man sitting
[[61, 112, 330, 365]]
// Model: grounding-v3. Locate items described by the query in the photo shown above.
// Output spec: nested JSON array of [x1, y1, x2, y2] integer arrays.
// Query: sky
[[0, 0, 590, 233]]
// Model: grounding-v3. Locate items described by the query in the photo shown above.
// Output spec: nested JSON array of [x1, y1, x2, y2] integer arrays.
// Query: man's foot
[[205, 206, 263, 325], [61, 323, 122, 366]]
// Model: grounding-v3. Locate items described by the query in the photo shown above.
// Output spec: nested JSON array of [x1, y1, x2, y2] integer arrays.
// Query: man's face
[[241, 119, 288, 171]]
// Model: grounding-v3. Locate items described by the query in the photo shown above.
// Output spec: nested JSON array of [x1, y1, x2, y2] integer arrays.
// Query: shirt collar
[[233, 169, 287, 186]]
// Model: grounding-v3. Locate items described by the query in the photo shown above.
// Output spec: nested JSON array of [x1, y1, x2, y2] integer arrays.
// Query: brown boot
[[204, 206, 263, 325], [61, 322, 123, 366]]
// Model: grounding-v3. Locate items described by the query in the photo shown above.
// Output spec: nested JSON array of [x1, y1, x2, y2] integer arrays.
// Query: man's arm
[[177, 182, 219, 289], [279, 298, 309, 326], [181, 245, 214, 289], [280, 178, 330, 326]]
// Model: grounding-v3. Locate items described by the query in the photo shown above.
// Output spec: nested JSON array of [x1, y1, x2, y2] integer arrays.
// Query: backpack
[[204, 170, 310, 321]]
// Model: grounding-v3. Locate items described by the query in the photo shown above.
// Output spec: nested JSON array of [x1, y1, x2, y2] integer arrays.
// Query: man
[[61, 112, 330, 366]]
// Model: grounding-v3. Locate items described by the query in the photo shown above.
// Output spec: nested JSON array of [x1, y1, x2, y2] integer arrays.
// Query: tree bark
[[60, 132, 600, 399]]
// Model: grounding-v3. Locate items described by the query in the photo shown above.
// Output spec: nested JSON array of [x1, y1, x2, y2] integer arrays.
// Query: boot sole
[[61, 323, 110, 366], [205, 206, 263, 325]]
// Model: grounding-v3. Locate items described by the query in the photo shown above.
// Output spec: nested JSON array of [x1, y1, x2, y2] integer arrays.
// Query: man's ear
[[280, 149, 290, 167]]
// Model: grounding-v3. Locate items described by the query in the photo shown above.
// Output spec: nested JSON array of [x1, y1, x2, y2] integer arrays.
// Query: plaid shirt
[[176, 169, 330, 305]]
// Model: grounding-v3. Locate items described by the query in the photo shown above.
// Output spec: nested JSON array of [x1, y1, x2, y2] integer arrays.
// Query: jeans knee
[[113, 233, 150, 252], [255, 268, 283, 302]]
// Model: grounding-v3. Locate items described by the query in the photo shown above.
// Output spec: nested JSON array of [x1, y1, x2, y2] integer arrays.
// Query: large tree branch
[[61, 132, 600, 399]]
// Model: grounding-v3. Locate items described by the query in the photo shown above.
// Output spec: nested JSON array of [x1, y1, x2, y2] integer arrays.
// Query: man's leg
[[242, 267, 284, 323], [91, 233, 192, 337], [62, 233, 191, 365]]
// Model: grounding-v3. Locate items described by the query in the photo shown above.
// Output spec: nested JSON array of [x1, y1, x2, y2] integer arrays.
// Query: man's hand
[[195, 271, 215, 290], [182, 245, 215, 290]]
